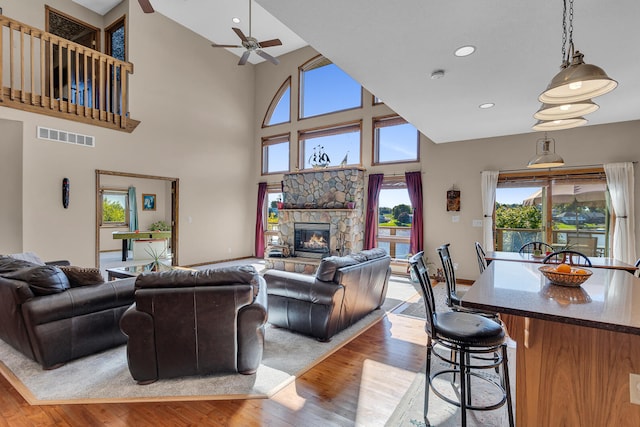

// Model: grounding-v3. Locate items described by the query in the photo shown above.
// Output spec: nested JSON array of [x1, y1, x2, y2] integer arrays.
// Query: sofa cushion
[[316, 256, 359, 282], [0, 256, 40, 274], [2, 265, 70, 296], [58, 265, 104, 287], [359, 248, 388, 260]]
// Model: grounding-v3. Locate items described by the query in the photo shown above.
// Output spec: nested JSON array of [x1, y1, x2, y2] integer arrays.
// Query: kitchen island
[[463, 260, 640, 426]]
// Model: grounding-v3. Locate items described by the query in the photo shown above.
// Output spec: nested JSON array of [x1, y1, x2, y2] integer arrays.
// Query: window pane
[[266, 192, 282, 234], [263, 141, 289, 174], [103, 192, 127, 224], [267, 87, 290, 126], [301, 130, 360, 169], [301, 63, 361, 118], [376, 122, 418, 163], [378, 187, 412, 259]]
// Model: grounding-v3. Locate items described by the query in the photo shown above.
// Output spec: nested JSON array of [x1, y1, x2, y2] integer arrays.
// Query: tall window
[[263, 77, 291, 127], [496, 169, 609, 256], [299, 122, 361, 170], [106, 16, 126, 61], [299, 56, 362, 118], [262, 134, 290, 175], [377, 178, 411, 259], [373, 115, 419, 164], [264, 186, 283, 246], [101, 189, 128, 226]]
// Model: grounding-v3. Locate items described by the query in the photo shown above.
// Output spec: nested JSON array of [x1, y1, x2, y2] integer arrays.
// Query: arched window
[[299, 55, 362, 119], [263, 77, 291, 127]]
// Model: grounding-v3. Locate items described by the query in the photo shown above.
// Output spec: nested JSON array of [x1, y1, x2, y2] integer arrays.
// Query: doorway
[[95, 170, 179, 269]]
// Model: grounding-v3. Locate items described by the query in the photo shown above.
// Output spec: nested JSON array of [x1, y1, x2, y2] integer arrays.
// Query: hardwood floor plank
[[0, 312, 426, 426]]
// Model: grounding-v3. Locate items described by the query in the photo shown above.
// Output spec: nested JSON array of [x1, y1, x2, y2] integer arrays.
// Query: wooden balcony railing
[[0, 15, 139, 132]]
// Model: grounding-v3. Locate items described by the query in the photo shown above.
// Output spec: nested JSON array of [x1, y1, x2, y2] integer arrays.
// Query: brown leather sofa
[[0, 256, 136, 369], [120, 265, 268, 384], [263, 248, 391, 341]]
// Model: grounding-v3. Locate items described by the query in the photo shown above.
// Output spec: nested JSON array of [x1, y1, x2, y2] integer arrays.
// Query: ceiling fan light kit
[[532, 0, 616, 131], [211, 0, 282, 66]]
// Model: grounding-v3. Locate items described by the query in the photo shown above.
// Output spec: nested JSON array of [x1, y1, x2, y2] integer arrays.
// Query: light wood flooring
[[0, 309, 427, 426]]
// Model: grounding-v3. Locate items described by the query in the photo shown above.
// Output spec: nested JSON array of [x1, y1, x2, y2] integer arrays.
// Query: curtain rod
[[491, 161, 637, 174]]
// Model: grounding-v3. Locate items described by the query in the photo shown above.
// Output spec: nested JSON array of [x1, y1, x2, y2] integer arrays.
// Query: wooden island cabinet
[[463, 261, 640, 426]]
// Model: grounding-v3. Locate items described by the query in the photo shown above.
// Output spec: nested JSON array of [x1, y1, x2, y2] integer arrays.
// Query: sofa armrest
[[22, 277, 136, 326], [120, 304, 158, 383], [263, 269, 342, 305]]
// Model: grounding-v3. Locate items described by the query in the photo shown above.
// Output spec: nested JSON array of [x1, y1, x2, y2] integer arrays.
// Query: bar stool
[[409, 252, 514, 427], [474, 241, 487, 274]]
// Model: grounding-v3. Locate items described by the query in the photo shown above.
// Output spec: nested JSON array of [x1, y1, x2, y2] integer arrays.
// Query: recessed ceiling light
[[479, 103, 495, 109], [455, 45, 476, 57], [232, 17, 241, 24]]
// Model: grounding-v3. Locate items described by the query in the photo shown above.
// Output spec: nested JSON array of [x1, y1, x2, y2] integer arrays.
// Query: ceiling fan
[[138, 0, 154, 13], [211, 0, 282, 65]]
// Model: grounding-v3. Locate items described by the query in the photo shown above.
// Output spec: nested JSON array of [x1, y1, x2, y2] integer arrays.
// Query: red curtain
[[405, 171, 424, 254], [364, 174, 384, 250], [255, 182, 268, 258]]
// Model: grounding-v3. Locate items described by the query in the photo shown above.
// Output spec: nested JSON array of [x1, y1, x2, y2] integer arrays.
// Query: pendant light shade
[[527, 136, 565, 169], [539, 51, 618, 104], [533, 99, 598, 121], [532, 116, 587, 131]]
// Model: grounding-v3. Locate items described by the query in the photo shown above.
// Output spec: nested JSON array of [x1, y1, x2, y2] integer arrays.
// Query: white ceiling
[[133, 0, 640, 144]]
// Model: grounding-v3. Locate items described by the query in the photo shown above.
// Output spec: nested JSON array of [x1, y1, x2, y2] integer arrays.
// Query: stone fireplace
[[266, 168, 365, 272]]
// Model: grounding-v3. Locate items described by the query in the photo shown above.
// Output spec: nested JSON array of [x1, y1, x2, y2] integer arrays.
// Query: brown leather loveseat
[[0, 256, 136, 369], [120, 265, 268, 384], [263, 248, 391, 341]]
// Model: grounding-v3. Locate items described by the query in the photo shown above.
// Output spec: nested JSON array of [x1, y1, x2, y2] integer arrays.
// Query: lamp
[[538, 0, 617, 105], [527, 134, 565, 168], [533, 100, 598, 121], [532, 116, 587, 131]]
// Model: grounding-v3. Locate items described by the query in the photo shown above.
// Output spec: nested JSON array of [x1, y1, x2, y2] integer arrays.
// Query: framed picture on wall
[[142, 193, 156, 211]]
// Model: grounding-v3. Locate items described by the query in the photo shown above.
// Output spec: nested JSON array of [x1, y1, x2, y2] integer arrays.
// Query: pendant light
[[533, 99, 598, 121], [527, 134, 565, 169], [532, 116, 587, 131], [538, 0, 617, 105]]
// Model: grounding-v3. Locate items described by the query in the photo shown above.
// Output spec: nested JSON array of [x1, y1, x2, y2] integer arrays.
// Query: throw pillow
[[3, 265, 70, 296], [58, 265, 104, 287], [0, 256, 39, 274], [8, 251, 46, 265]]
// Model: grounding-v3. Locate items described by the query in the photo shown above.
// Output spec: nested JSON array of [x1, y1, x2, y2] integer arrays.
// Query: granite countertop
[[462, 260, 640, 335]]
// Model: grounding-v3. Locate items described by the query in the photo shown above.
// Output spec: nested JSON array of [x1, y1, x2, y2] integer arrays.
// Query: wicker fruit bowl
[[539, 265, 593, 287]]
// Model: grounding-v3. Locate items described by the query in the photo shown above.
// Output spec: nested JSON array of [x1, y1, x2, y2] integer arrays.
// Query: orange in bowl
[[575, 269, 588, 275], [556, 263, 572, 273]]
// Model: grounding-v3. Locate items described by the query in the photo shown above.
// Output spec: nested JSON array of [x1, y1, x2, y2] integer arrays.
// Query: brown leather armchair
[[263, 248, 391, 341], [120, 265, 268, 384]]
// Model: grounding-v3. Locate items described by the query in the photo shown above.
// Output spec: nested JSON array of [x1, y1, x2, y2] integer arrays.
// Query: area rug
[[0, 277, 417, 405]]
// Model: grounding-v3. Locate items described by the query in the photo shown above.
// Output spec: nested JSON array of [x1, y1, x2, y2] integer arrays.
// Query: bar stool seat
[[409, 252, 514, 427]]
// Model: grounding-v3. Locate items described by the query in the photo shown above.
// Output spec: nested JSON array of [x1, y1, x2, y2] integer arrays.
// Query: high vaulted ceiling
[[137, 0, 640, 144]]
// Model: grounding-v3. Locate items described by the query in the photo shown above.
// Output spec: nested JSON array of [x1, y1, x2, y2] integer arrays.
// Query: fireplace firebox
[[294, 222, 331, 258]]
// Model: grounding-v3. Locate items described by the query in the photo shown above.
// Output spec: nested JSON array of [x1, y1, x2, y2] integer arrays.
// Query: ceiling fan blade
[[257, 38, 282, 48], [256, 50, 280, 65], [232, 27, 249, 43], [138, 0, 154, 13], [212, 43, 243, 48], [238, 51, 251, 66]]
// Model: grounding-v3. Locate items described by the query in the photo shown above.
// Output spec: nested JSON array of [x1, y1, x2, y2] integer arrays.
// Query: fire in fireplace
[[294, 222, 331, 258]]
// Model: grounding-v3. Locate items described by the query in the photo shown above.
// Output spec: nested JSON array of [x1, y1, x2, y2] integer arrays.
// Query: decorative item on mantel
[[346, 195, 355, 209], [309, 145, 330, 169]]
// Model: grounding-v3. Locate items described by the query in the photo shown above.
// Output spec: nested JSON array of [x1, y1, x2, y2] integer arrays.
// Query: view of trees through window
[[495, 178, 609, 256], [378, 188, 412, 259], [102, 191, 127, 225]]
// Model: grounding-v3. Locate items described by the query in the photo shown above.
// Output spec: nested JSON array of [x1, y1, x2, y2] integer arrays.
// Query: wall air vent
[[37, 126, 95, 148]]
